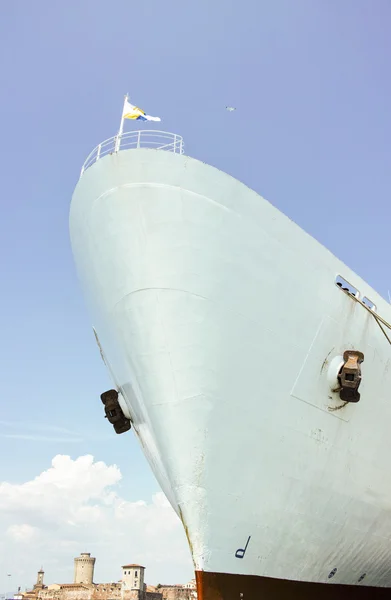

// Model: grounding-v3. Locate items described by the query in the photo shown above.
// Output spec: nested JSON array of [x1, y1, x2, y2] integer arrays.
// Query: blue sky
[[0, 0, 390, 592]]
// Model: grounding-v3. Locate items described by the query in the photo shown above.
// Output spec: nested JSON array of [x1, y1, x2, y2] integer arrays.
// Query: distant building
[[74, 553, 96, 585], [156, 584, 196, 600], [184, 580, 196, 590], [21, 569, 47, 600], [19, 555, 195, 600], [34, 570, 45, 590], [121, 564, 145, 592]]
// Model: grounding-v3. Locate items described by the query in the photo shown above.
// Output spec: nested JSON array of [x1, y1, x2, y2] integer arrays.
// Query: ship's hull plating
[[196, 571, 391, 599], [70, 148, 391, 595]]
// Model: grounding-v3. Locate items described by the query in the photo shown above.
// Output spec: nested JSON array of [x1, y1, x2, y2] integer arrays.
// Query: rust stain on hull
[[178, 506, 195, 567], [321, 347, 334, 374], [328, 400, 348, 412], [196, 571, 391, 600]]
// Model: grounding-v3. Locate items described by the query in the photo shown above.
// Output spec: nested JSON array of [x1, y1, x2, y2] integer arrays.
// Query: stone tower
[[121, 564, 145, 591], [33, 568, 45, 590], [74, 552, 96, 584]]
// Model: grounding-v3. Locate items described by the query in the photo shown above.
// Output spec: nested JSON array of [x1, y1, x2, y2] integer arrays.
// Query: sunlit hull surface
[[70, 149, 391, 598]]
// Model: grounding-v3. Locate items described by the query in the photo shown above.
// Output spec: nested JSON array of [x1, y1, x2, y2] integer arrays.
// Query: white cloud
[[7, 524, 38, 543], [0, 455, 192, 594], [0, 421, 112, 444]]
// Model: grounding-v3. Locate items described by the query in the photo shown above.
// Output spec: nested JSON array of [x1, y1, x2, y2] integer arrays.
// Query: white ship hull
[[70, 148, 391, 596]]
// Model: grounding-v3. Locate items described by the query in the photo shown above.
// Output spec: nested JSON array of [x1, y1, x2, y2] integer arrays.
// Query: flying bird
[[226, 106, 236, 112]]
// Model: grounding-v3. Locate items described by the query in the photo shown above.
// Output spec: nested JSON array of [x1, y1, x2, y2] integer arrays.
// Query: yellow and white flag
[[122, 99, 161, 122]]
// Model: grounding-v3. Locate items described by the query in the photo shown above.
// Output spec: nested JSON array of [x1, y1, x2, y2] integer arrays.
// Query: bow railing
[[80, 130, 184, 177]]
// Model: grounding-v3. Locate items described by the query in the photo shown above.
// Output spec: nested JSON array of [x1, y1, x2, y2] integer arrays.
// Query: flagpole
[[115, 94, 128, 152]]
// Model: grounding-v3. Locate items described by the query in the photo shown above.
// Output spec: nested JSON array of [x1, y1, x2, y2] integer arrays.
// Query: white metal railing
[[80, 130, 184, 177]]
